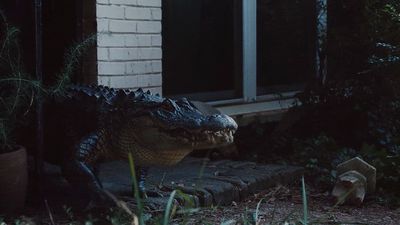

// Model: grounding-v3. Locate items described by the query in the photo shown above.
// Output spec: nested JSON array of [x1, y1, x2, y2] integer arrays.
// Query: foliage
[[238, 0, 400, 204], [267, 74, 400, 202], [0, 11, 96, 152], [0, 10, 41, 151], [329, 0, 400, 78], [50, 34, 97, 97]]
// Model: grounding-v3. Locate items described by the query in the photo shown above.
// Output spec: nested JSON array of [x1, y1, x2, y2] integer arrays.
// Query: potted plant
[[0, 8, 97, 212], [0, 12, 39, 213]]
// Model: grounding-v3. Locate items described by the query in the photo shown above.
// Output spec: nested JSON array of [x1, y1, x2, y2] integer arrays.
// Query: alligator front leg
[[61, 132, 110, 206], [136, 166, 165, 198]]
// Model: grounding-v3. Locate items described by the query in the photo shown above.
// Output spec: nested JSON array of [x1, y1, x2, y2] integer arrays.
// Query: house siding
[[96, 0, 162, 95]]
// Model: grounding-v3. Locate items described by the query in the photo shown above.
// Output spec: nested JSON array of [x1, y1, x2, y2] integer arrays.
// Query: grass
[[162, 190, 177, 225], [3, 175, 386, 225], [128, 152, 144, 225], [116, 155, 311, 225], [301, 176, 309, 225], [0, 152, 371, 225], [117, 163, 314, 225]]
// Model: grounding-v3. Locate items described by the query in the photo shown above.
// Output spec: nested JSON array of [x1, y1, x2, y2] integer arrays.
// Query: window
[[163, 0, 318, 104]]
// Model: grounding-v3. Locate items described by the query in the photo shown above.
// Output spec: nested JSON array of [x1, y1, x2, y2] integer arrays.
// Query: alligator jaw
[[172, 128, 235, 149], [194, 129, 235, 149]]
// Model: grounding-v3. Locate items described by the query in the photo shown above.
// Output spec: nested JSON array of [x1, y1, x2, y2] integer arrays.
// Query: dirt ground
[[4, 185, 400, 225], [170, 185, 400, 225]]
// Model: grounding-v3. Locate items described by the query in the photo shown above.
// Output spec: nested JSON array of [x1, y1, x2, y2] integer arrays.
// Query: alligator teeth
[[211, 135, 216, 144]]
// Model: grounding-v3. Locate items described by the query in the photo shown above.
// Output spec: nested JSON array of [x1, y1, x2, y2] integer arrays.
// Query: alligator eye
[[162, 101, 175, 112], [162, 104, 173, 112]]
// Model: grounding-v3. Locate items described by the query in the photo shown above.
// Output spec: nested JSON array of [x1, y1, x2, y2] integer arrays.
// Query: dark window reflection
[[257, 0, 315, 94]]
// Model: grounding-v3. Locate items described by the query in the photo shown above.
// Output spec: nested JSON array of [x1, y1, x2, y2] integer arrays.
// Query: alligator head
[[118, 89, 238, 155]]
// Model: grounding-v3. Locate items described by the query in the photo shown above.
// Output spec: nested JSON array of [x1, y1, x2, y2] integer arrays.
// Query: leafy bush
[[241, 0, 400, 204], [0, 11, 95, 152], [265, 75, 400, 201], [0, 11, 41, 151]]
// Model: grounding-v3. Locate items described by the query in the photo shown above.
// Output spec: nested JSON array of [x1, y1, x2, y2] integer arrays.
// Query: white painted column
[[316, 0, 328, 83], [243, 0, 257, 102]]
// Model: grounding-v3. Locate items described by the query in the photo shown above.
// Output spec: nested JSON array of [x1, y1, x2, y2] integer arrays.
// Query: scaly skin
[[40, 85, 237, 203]]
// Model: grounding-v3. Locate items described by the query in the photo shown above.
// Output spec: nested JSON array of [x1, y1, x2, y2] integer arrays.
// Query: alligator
[[38, 85, 238, 204]]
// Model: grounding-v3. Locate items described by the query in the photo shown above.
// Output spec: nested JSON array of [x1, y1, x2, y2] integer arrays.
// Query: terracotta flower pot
[[0, 146, 28, 213]]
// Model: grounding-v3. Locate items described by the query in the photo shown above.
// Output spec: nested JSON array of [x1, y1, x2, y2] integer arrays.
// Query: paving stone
[[98, 157, 304, 207]]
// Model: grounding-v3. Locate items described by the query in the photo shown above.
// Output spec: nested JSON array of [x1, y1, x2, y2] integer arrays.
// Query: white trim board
[[216, 98, 296, 117]]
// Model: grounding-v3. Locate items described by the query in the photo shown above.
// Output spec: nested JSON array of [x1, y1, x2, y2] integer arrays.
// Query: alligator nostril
[[205, 114, 238, 131]]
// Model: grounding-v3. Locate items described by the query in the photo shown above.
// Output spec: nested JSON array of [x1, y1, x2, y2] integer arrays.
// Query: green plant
[[128, 152, 144, 225], [328, 0, 400, 78], [0, 11, 41, 151], [0, 10, 96, 152], [253, 198, 264, 225], [300, 177, 308, 225]]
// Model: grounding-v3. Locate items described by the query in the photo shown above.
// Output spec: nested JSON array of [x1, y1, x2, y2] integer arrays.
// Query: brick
[[125, 7, 152, 20], [137, 21, 161, 33], [137, 0, 161, 7], [98, 62, 125, 75], [109, 20, 137, 33], [138, 48, 162, 60], [97, 0, 162, 90], [109, 0, 137, 5], [151, 35, 162, 46], [137, 74, 162, 87], [144, 61, 153, 73], [98, 76, 111, 86], [97, 19, 109, 32], [151, 60, 162, 72], [151, 48, 162, 59], [109, 75, 139, 88], [125, 35, 139, 46], [151, 74, 162, 87], [97, 5, 125, 19], [137, 35, 152, 46], [98, 34, 125, 47], [126, 61, 147, 74], [124, 35, 151, 47], [109, 48, 139, 60], [97, 47, 109, 60], [97, 0, 109, 4], [99, 75, 140, 88], [151, 8, 162, 20]]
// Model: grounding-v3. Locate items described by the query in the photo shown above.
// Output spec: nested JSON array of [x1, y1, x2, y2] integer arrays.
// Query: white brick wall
[[96, 0, 162, 95]]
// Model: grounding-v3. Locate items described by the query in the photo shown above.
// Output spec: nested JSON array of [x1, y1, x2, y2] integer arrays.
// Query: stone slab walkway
[[99, 157, 303, 207]]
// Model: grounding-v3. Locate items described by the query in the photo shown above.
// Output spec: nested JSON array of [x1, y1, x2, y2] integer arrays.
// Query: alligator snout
[[203, 114, 238, 131]]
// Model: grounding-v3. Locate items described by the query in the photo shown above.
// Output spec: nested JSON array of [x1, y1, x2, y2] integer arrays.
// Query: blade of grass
[[254, 198, 265, 225], [301, 176, 308, 225], [163, 190, 177, 225], [128, 152, 144, 225]]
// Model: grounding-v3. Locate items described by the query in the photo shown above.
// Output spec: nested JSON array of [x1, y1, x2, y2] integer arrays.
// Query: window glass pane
[[257, 0, 315, 94], [163, 0, 242, 101]]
